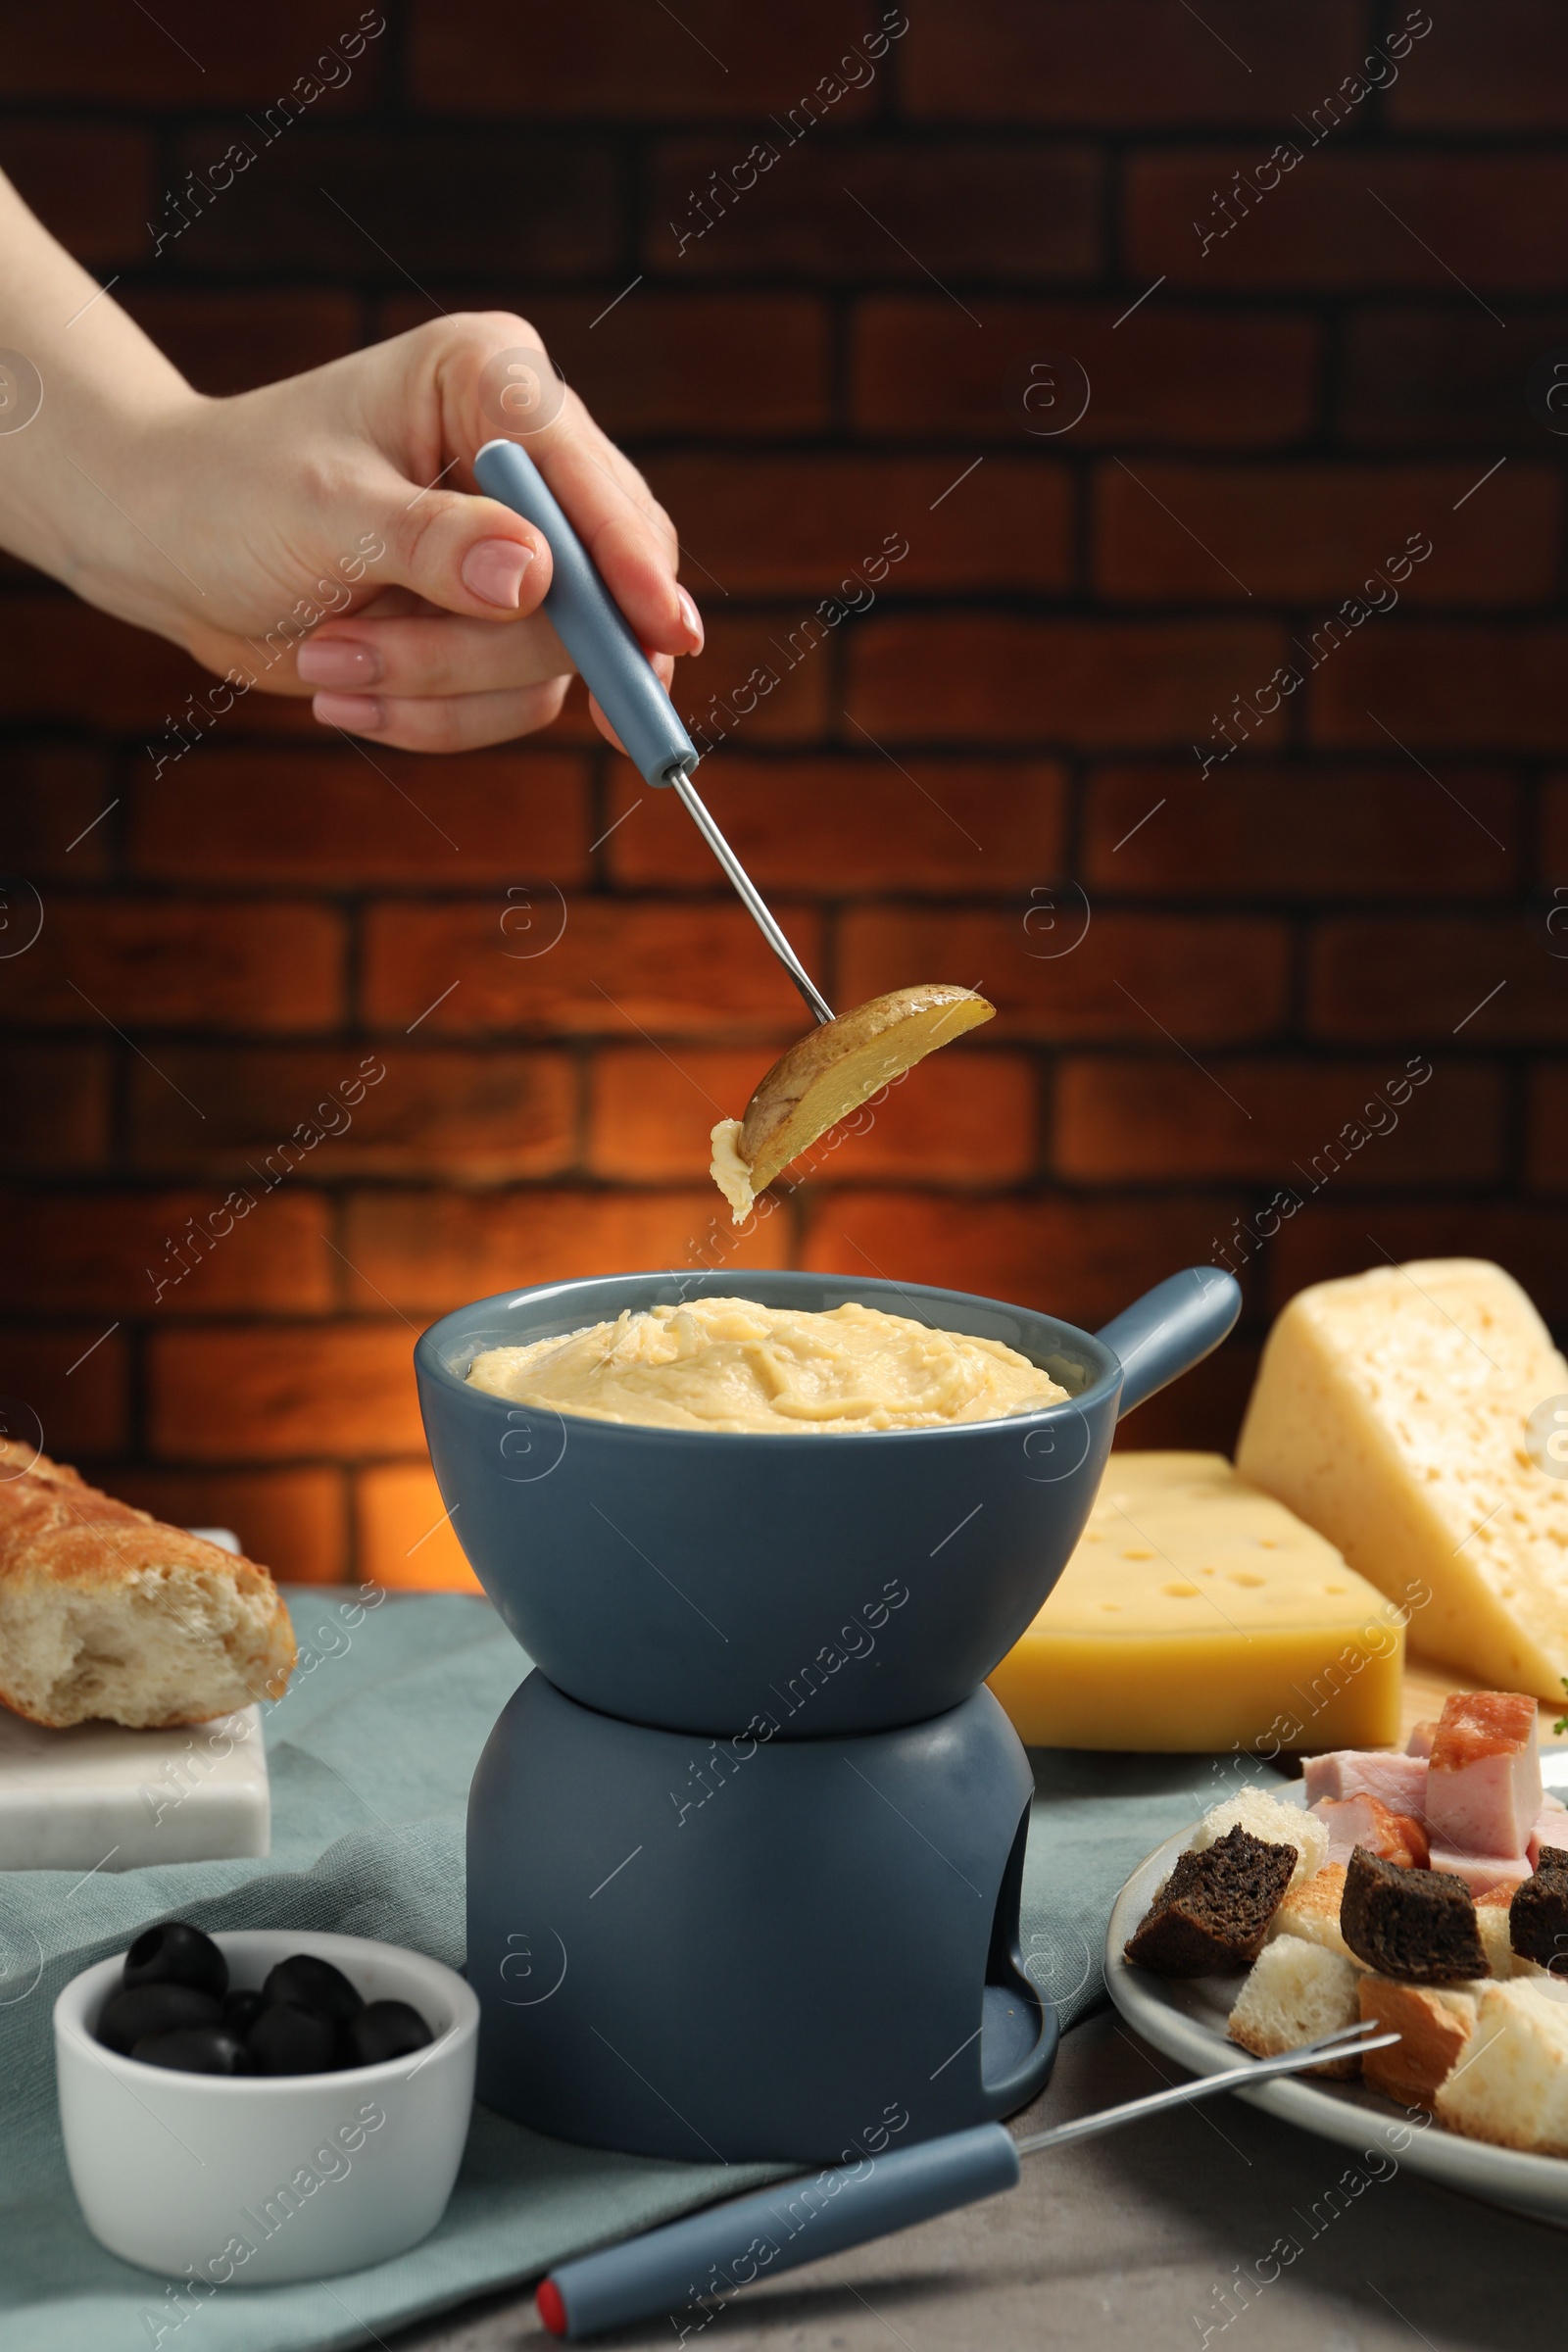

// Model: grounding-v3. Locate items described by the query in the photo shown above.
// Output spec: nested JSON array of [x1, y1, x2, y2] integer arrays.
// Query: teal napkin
[[0, 1591, 1274, 2352]]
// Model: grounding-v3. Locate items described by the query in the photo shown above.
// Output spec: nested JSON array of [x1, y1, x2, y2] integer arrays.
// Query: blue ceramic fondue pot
[[416, 1265, 1239, 1740]]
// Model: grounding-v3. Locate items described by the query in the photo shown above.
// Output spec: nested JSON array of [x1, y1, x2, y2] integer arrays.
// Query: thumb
[[372, 479, 555, 620]]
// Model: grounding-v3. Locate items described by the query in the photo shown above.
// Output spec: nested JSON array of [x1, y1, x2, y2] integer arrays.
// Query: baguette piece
[[0, 1444, 294, 1728]]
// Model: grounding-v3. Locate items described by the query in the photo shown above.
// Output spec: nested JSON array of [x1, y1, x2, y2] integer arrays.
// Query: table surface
[[1400, 1656, 1565, 1748], [391, 2004, 1566, 2352], [359, 1602, 1563, 2347]]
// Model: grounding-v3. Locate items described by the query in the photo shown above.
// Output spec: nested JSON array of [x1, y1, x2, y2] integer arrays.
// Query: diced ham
[[1301, 1750, 1430, 1815], [1426, 1692, 1542, 1860], [1311, 1792, 1430, 1870], [1406, 1720, 1439, 1758], [1427, 1842, 1535, 1899], [1390, 1811, 1432, 1870], [1529, 1800, 1568, 1871], [1431, 1690, 1539, 1769]]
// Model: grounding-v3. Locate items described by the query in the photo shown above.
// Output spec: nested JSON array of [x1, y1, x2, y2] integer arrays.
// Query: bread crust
[[0, 1440, 295, 1727], [1357, 1975, 1478, 2109], [1270, 1863, 1354, 1960]]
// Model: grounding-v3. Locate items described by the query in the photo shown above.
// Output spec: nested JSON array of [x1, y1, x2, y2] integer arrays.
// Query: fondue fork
[[473, 438, 834, 1027], [534, 2020, 1400, 2339], [474, 437, 1001, 1203]]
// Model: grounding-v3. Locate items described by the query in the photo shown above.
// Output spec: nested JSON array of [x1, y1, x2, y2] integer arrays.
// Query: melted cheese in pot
[[466, 1297, 1068, 1434]]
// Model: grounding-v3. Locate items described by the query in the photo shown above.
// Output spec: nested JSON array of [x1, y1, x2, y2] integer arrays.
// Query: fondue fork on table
[[532, 2020, 1399, 2339]]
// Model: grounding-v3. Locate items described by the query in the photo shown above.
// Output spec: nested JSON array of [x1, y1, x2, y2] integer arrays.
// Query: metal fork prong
[[669, 768, 835, 1025], [1298, 2015, 1393, 2053], [1013, 2030, 1402, 2160]]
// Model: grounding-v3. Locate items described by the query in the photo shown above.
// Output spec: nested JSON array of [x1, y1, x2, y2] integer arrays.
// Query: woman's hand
[[0, 175, 700, 753], [149, 314, 703, 752]]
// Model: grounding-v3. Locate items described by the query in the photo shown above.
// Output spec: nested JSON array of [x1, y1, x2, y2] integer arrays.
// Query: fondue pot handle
[[1095, 1266, 1242, 1419], [473, 436, 700, 792]]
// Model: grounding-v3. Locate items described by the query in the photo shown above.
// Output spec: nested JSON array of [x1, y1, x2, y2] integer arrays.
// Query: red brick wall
[[2, 0, 1563, 1588]]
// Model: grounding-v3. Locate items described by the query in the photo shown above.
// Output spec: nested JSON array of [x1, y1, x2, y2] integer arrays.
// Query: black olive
[[261, 1953, 363, 2023], [132, 2026, 253, 2075], [122, 1920, 227, 2002], [247, 2001, 341, 2076], [98, 1983, 222, 2057], [338, 1999, 433, 2069], [221, 1987, 269, 2036]]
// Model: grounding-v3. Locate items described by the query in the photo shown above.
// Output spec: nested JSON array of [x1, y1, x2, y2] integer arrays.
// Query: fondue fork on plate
[[532, 2019, 1399, 2340], [474, 439, 995, 1214]]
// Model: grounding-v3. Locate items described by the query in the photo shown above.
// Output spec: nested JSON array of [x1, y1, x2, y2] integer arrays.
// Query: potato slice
[[708, 985, 995, 1221]]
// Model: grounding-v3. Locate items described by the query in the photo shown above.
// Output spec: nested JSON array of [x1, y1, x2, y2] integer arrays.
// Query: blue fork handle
[[537, 2124, 1020, 2340], [473, 437, 698, 790], [1096, 1266, 1242, 1418]]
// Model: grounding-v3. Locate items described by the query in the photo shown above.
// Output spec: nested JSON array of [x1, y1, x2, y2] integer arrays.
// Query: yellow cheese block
[[1236, 1258, 1568, 1702], [987, 1451, 1405, 1752]]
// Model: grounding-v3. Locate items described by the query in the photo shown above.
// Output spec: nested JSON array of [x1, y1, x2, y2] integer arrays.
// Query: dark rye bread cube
[[1340, 1846, 1487, 1983], [1510, 1846, 1568, 1972], [1124, 1825, 1297, 1978]]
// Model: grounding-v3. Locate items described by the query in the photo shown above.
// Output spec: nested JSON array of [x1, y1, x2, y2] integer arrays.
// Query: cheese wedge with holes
[[986, 1452, 1404, 1751], [1236, 1260, 1568, 1701]]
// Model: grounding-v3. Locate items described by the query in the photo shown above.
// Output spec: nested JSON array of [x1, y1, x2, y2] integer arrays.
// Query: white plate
[[1104, 1783, 1568, 2228]]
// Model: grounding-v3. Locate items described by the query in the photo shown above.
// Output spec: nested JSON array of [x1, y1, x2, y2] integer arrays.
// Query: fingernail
[[463, 537, 535, 609], [677, 586, 704, 652], [313, 692, 386, 733], [298, 637, 381, 687]]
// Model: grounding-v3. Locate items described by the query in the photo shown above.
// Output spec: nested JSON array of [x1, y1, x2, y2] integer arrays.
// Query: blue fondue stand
[[416, 1267, 1240, 2165]]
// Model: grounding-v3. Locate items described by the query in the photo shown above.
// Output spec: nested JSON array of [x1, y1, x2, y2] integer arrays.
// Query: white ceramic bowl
[[55, 1930, 477, 2282]]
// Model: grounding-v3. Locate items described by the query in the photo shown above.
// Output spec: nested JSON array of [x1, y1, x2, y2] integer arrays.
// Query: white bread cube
[[1474, 1891, 1516, 1980], [1195, 1788, 1328, 1887], [1229, 1935, 1363, 2076], [1435, 1981, 1568, 2152], [1268, 1863, 1353, 1961]]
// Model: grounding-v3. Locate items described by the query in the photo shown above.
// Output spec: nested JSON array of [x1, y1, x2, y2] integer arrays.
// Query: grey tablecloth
[[0, 1590, 1276, 2352]]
